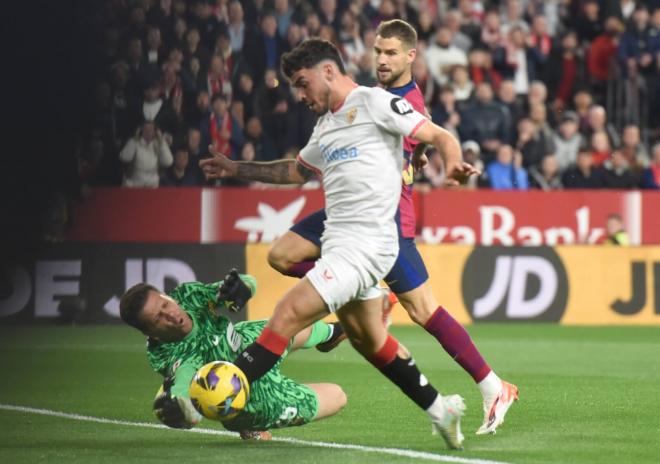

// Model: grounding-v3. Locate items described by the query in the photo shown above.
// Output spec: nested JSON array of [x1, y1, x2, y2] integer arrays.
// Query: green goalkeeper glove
[[153, 377, 202, 429]]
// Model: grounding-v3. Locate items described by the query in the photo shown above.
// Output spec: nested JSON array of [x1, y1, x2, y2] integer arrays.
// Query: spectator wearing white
[[446, 10, 473, 53], [529, 154, 563, 190], [424, 25, 468, 86], [120, 121, 173, 187], [227, 0, 247, 53], [553, 111, 583, 172]]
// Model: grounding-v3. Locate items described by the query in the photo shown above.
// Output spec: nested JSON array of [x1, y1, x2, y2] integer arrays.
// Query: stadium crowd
[[83, 0, 660, 191]]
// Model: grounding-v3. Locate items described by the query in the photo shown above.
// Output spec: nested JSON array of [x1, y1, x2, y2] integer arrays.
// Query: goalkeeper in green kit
[[119, 269, 348, 440]]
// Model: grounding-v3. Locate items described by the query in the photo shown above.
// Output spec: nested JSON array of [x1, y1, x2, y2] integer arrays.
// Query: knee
[[403, 302, 434, 326], [334, 386, 348, 410], [268, 302, 305, 339], [267, 246, 290, 274]]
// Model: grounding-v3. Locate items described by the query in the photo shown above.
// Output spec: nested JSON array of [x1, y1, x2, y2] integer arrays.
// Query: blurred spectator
[[460, 82, 511, 162], [590, 130, 613, 166], [141, 80, 178, 140], [283, 22, 305, 54], [529, 102, 557, 158], [587, 17, 624, 101], [227, 0, 248, 53], [412, 57, 437, 107], [119, 121, 173, 188], [355, 52, 377, 87], [620, 124, 650, 170], [147, 0, 175, 34], [467, 47, 502, 92], [204, 53, 232, 101], [446, 10, 472, 53], [213, 31, 249, 85], [275, 0, 295, 40], [462, 140, 489, 188], [553, 111, 584, 172], [202, 93, 244, 158], [432, 86, 461, 137], [529, 154, 563, 190], [500, 0, 527, 35], [546, 30, 584, 112], [304, 12, 322, 37], [339, 9, 365, 70], [480, 10, 503, 50], [319, 0, 340, 30], [255, 69, 290, 154], [221, 142, 259, 187], [640, 143, 660, 188], [516, 117, 551, 169], [424, 25, 469, 86], [160, 146, 199, 186], [185, 127, 206, 183], [448, 65, 473, 104], [583, 105, 621, 147], [183, 27, 210, 70], [416, 11, 435, 44], [487, 144, 529, 190], [145, 26, 165, 66], [417, 150, 446, 191], [244, 117, 278, 162], [244, 12, 285, 83], [604, 213, 630, 245], [562, 149, 603, 188], [496, 80, 525, 140], [575, 0, 604, 44], [529, 15, 553, 65], [598, 149, 639, 188], [234, 73, 256, 121], [171, 17, 188, 51], [573, 89, 594, 129], [618, 5, 658, 78], [494, 25, 546, 97]]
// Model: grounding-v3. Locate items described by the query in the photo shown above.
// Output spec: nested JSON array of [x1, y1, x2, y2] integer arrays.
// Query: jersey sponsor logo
[[390, 97, 413, 115], [346, 107, 358, 124], [320, 144, 359, 163]]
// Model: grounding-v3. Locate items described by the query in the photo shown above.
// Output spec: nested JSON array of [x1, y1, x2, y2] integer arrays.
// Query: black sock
[[380, 355, 439, 410], [233, 343, 282, 383], [326, 322, 344, 343]]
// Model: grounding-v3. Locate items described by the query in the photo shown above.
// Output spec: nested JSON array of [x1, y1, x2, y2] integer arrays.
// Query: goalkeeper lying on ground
[[119, 270, 348, 440]]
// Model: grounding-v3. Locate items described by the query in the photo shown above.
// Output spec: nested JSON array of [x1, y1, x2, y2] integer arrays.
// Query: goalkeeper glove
[[216, 269, 255, 313], [153, 377, 202, 429]]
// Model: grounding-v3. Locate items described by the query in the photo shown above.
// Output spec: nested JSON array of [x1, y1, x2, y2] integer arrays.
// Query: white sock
[[477, 371, 502, 401], [425, 394, 446, 422]]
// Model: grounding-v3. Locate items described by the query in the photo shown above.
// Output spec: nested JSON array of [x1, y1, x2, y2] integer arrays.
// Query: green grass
[[1, 324, 659, 464]]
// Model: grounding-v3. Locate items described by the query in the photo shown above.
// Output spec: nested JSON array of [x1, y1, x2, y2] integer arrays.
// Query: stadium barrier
[[0, 243, 247, 324], [247, 244, 660, 326], [67, 188, 660, 245]]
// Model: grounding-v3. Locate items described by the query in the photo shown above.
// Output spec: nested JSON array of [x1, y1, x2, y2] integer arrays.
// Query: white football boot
[[431, 394, 467, 450]]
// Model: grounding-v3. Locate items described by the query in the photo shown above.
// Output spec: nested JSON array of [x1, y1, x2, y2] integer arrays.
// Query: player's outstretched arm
[[199, 145, 314, 184], [412, 121, 480, 186]]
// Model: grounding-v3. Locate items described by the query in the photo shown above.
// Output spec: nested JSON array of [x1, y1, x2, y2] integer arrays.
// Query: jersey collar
[[387, 79, 417, 98]]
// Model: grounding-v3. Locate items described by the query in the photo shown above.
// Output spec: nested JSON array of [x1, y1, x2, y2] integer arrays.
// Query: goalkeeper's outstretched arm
[[153, 358, 202, 429]]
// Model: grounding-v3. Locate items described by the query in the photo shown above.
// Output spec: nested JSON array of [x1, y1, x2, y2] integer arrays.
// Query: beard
[[377, 67, 404, 88]]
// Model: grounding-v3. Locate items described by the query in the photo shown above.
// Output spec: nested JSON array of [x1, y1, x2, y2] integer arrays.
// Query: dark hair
[[375, 19, 418, 50], [211, 92, 227, 103], [119, 283, 159, 332], [281, 39, 345, 79]]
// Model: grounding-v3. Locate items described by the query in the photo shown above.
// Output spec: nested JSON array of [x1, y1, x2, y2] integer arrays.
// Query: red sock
[[424, 306, 491, 383]]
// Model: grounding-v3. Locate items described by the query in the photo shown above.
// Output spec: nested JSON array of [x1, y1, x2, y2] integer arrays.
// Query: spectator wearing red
[[205, 54, 232, 101], [468, 47, 502, 91], [546, 30, 584, 112], [587, 17, 624, 101], [202, 93, 244, 159], [590, 131, 613, 167]]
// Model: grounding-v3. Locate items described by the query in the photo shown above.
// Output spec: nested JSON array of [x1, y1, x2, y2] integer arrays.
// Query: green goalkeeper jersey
[[146, 278, 322, 431], [147, 279, 260, 398]]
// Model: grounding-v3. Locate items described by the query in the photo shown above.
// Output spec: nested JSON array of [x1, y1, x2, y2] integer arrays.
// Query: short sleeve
[[365, 88, 428, 138], [297, 122, 324, 175]]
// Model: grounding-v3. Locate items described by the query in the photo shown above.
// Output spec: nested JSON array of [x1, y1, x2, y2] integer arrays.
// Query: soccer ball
[[189, 361, 250, 421]]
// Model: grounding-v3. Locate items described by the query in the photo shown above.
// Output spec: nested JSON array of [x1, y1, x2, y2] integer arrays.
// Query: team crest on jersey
[[346, 107, 358, 124], [390, 97, 413, 115]]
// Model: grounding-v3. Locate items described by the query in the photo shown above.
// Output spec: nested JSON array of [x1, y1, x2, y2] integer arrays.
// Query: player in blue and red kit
[[267, 20, 518, 435]]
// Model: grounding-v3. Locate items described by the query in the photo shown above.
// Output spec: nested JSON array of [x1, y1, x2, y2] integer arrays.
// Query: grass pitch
[[1, 324, 658, 464]]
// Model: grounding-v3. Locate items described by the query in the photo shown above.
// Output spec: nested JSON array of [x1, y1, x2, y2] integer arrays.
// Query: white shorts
[[306, 238, 398, 313]]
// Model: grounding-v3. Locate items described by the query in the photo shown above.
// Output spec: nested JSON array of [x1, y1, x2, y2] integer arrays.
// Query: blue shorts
[[290, 209, 428, 294]]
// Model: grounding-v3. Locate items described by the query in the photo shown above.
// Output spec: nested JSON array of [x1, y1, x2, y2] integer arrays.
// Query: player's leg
[[306, 383, 347, 420], [289, 320, 345, 352], [388, 238, 518, 434], [267, 209, 325, 277], [233, 277, 330, 383], [336, 296, 465, 449]]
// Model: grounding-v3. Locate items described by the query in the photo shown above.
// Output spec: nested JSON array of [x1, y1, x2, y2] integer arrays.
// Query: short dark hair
[[375, 19, 418, 50], [281, 39, 345, 79], [119, 283, 159, 332]]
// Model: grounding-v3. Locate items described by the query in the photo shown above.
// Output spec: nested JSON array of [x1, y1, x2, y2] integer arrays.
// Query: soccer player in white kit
[[200, 39, 478, 449]]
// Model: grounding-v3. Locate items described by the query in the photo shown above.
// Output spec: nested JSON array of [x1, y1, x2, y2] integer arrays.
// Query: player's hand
[[411, 144, 428, 172], [217, 269, 253, 313], [444, 161, 480, 187], [153, 377, 202, 429], [199, 145, 238, 180]]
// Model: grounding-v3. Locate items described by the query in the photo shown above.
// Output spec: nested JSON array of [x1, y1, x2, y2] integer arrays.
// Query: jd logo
[[462, 247, 568, 321], [611, 262, 660, 315]]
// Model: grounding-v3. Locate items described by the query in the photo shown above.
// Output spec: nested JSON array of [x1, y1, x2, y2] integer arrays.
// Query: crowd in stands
[[83, 0, 660, 191]]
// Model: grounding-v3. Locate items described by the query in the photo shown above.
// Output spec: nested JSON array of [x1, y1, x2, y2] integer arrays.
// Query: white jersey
[[297, 86, 427, 245]]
